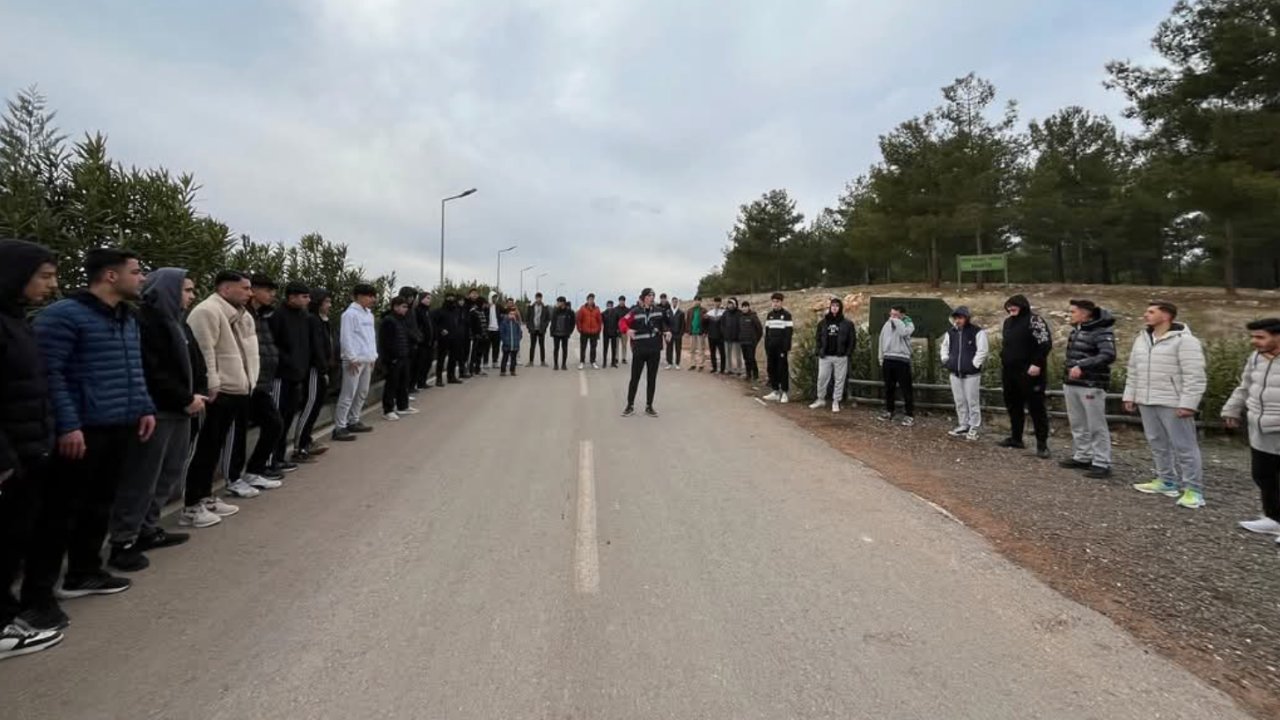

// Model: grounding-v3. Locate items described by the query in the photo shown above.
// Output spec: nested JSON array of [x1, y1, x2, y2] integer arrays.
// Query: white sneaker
[[245, 473, 282, 490], [675, 365, 682, 371], [1239, 517, 1280, 535], [832, 401, 842, 413], [592, 363, 599, 369], [809, 400, 825, 410], [900, 416, 915, 427], [204, 497, 240, 517], [780, 393, 789, 404], [399, 407, 420, 415], [577, 363, 584, 370], [763, 391, 781, 402], [665, 364, 673, 370], [408, 394, 418, 401], [965, 428, 980, 442], [179, 504, 222, 528], [383, 412, 401, 422], [224, 479, 261, 498], [948, 426, 969, 437], [1, 622, 63, 659]]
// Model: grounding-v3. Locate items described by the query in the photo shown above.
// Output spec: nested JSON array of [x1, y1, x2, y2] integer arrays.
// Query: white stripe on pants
[[1138, 404, 1203, 491], [335, 360, 373, 429], [725, 340, 741, 373], [1064, 384, 1111, 468], [949, 374, 982, 429], [294, 368, 320, 447], [816, 356, 849, 403]]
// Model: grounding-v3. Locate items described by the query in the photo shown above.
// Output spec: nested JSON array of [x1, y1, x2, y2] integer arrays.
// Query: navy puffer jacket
[[35, 291, 155, 433]]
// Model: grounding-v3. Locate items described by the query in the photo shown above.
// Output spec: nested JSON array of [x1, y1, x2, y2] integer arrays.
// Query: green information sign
[[957, 253, 1010, 286]]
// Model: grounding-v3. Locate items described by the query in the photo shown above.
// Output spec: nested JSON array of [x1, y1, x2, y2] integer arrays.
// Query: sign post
[[957, 253, 1009, 288], [867, 296, 954, 384]]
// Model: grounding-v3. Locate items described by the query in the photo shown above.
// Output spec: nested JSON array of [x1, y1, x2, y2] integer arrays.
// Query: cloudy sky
[[3, 0, 1169, 301]]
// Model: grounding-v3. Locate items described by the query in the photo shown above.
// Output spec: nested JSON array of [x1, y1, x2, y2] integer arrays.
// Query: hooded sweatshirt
[[0, 239, 55, 473], [722, 300, 742, 343], [941, 307, 988, 378], [307, 289, 335, 373], [815, 300, 855, 358], [878, 314, 915, 364], [271, 296, 313, 383], [137, 268, 208, 417], [1000, 294, 1052, 368]]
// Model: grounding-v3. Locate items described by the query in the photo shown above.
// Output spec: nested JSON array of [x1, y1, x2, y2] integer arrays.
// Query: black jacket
[[270, 304, 312, 383], [602, 306, 622, 338], [137, 303, 208, 415], [550, 306, 576, 338], [626, 304, 669, 353], [526, 302, 551, 334], [307, 290, 335, 372], [668, 307, 687, 336], [738, 310, 763, 345], [254, 305, 280, 392], [816, 312, 856, 358], [432, 302, 461, 343], [0, 239, 55, 475], [465, 299, 486, 337], [378, 313, 411, 363], [1064, 310, 1117, 389], [722, 306, 742, 343], [1001, 294, 1052, 368], [414, 302, 435, 348], [764, 308, 794, 351]]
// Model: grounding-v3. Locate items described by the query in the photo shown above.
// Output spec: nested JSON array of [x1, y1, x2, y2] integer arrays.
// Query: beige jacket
[[187, 293, 259, 396]]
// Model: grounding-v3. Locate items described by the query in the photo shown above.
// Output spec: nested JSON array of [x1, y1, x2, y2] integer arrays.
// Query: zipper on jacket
[[1260, 354, 1274, 437]]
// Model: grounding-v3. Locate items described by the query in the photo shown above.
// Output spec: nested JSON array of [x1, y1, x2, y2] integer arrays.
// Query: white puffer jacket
[[1222, 352, 1280, 450], [1121, 324, 1206, 410]]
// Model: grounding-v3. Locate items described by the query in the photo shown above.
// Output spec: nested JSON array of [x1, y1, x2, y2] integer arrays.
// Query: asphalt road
[[1, 362, 1251, 719]]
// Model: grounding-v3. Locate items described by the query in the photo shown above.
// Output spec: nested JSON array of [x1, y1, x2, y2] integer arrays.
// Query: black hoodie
[[815, 299, 856, 358], [0, 239, 56, 474], [137, 268, 209, 415], [1000, 294, 1052, 368], [306, 289, 335, 373], [271, 300, 313, 383]]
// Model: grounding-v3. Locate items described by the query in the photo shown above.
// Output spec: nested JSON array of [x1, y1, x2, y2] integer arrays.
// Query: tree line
[[699, 0, 1280, 297]]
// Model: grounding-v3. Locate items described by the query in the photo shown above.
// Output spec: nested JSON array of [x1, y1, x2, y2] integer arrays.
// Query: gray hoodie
[[878, 315, 915, 364]]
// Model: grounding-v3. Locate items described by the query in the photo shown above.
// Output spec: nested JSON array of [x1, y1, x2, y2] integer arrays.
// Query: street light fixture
[[439, 188, 477, 290], [519, 265, 535, 301], [496, 245, 517, 297], [536, 272, 549, 294]]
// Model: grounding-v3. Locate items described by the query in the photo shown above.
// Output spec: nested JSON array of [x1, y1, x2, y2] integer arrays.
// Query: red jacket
[[576, 304, 603, 335], [618, 313, 631, 336]]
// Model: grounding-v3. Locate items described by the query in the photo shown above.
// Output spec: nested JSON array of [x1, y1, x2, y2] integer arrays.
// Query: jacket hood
[[141, 267, 188, 319], [1004, 294, 1031, 313], [951, 305, 972, 320], [825, 297, 845, 322], [308, 287, 330, 313], [0, 238, 56, 311], [1081, 308, 1115, 330]]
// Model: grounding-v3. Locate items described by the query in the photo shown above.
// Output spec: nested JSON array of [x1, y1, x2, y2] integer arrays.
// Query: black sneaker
[[1085, 466, 1113, 479], [135, 528, 189, 551], [57, 572, 131, 599], [107, 543, 151, 573], [448, 378, 463, 384], [332, 427, 357, 442], [350, 422, 374, 434], [0, 622, 63, 659], [258, 468, 285, 481], [997, 438, 1026, 449], [622, 406, 635, 417], [271, 461, 300, 474], [645, 407, 659, 417], [1058, 458, 1092, 470], [1036, 446, 1051, 459], [290, 451, 318, 464], [17, 603, 70, 632]]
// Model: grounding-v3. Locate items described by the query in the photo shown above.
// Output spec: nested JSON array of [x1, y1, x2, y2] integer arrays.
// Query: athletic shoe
[[1239, 517, 1280, 535], [542, 362, 549, 368], [332, 427, 357, 441], [622, 359, 628, 364], [621, 406, 635, 417], [808, 400, 825, 410], [204, 497, 240, 516], [645, 406, 659, 417], [179, 504, 222, 528], [408, 394, 418, 401], [965, 428, 980, 442], [1085, 466, 1112, 479], [16, 603, 69, 633], [877, 411, 893, 421], [307, 445, 330, 456], [290, 451, 318, 464], [1176, 489, 1206, 509], [675, 365, 682, 371], [224, 479, 261, 498], [259, 468, 285, 481], [578, 363, 585, 370], [592, 363, 599, 369], [57, 572, 131, 599], [500, 370, 507, 376], [107, 542, 150, 573], [997, 438, 1025, 449], [272, 461, 299, 474], [383, 411, 400, 422], [245, 473, 283, 490], [900, 416, 915, 427], [1059, 458, 1092, 470], [448, 378, 464, 384], [664, 364, 673, 370], [350, 422, 374, 433], [763, 391, 781, 402], [400, 407, 420, 415], [780, 393, 789, 404], [1035, 446, 1051, 459], [1133, 479, 1181, 497], [832, 401, 842, 413], [0, 623, 63, 660], [135, 528, 189, 551]]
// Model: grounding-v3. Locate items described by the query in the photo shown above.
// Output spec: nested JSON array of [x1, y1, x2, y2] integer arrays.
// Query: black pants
[[710, 339, 725, 372], [766, 344, 790, 392], [603, 335, 619, 366], [271, 379, 301, 466], [413, 343, 435, 388], [187, 393, 249, 504], [240, 388, 282, 477], [383, 359, 411, 414], [24, 425, 133, 605], [0, 462, 43, 622], [883, 358, 914, 417], [666, 337, 684, 366], [1002, 363, 1049, 446], [470, 336, 488, 373], [437, 342, 458, 383], [1253, 448, 1280, 521], [627, 347, 662, 408], [529, 331, 546, 365], [294, 369, 329, 452], [553, 336, 570, 368], [579, 333, 599, 364], [740, 341, 759, 380], [453, 338, 471, 377], [501, 349, 519, 373], [488, 330, 501, 365]]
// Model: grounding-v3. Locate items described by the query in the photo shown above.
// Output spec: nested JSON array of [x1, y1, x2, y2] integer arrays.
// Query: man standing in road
[[687, 296, 706, 372], [809, 298, 855, 413], [878, 305, 916, 427], [1060, 299, 1117, 479], [940, 307, 988, 441], [1000, 294, 1053, 458], [1223, 319, 1280, 543], [525, 292, 550, 367], [25, 248, 156, 631], [334, 283, 379, 441], [1124, 301, 1208, 509], [550, 296, 575, 371], [622, 288, 671, 417], [576, 293, 603, 370], [763, 293, 793, 402], [601, 299, 620, 368], [666, 297, 686, 370]]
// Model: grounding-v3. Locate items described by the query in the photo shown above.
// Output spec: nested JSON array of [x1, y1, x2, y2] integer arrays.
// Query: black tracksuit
[[433, 302, 464, 383], [550, 306, 576, 369], [764, 308, 794, 393], [413, 301, 435, 388], [296, 294, 334, 453], [1001, 294, 1053, 448], [625, 304, 670, 409], [270, 304, 311, 465], [379, 312, 413, 413]]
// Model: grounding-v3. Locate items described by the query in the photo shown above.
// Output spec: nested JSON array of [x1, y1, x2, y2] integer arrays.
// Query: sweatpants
[[602, 335, 619, 366], [883, 358, 914, 417], [816, 356, 849, 404], [24, 425, 134, 605], [382, 359, 411, 414], [579, 333, 599, 364], [741, 341, 759, 380], [1002, 363, 1050, 447], [724, 340, 742, 374], [294, 368, 329, 453], [270, 378, 301, 466], [766, 344, 790, 392], [710, 339, 724, 372], [1138, 404, 1203, 492], [335, 360, 373, 429], [528, 331, 546, 365], [949, 375, 982, 429], [111, 415, 193, 544], [690, 334, 706, 368], [666, 337, 684, 367], [0, 463, 43, 624], [627, 348, 661, 408], [240, 388, 283, 476], [1252, 448, 1280, 521], [185, 393, 249, 504], [1064, 384, 1112, 468], [553, 336, 570, 368]]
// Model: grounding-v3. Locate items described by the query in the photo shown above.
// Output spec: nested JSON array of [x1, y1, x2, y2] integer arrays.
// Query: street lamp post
[[439, 188, 477, 291], [536, 272, 549, 295], [519, 265, 535, 301], [496, 245, 517, 298]]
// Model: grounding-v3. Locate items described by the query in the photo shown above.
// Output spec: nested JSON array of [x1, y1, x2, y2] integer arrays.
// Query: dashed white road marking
[[575, 440, 600, 594], [579, 372, 589, 397]]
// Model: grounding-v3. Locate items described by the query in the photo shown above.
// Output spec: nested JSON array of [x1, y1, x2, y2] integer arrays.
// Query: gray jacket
[[878, 316, 914, 363]]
